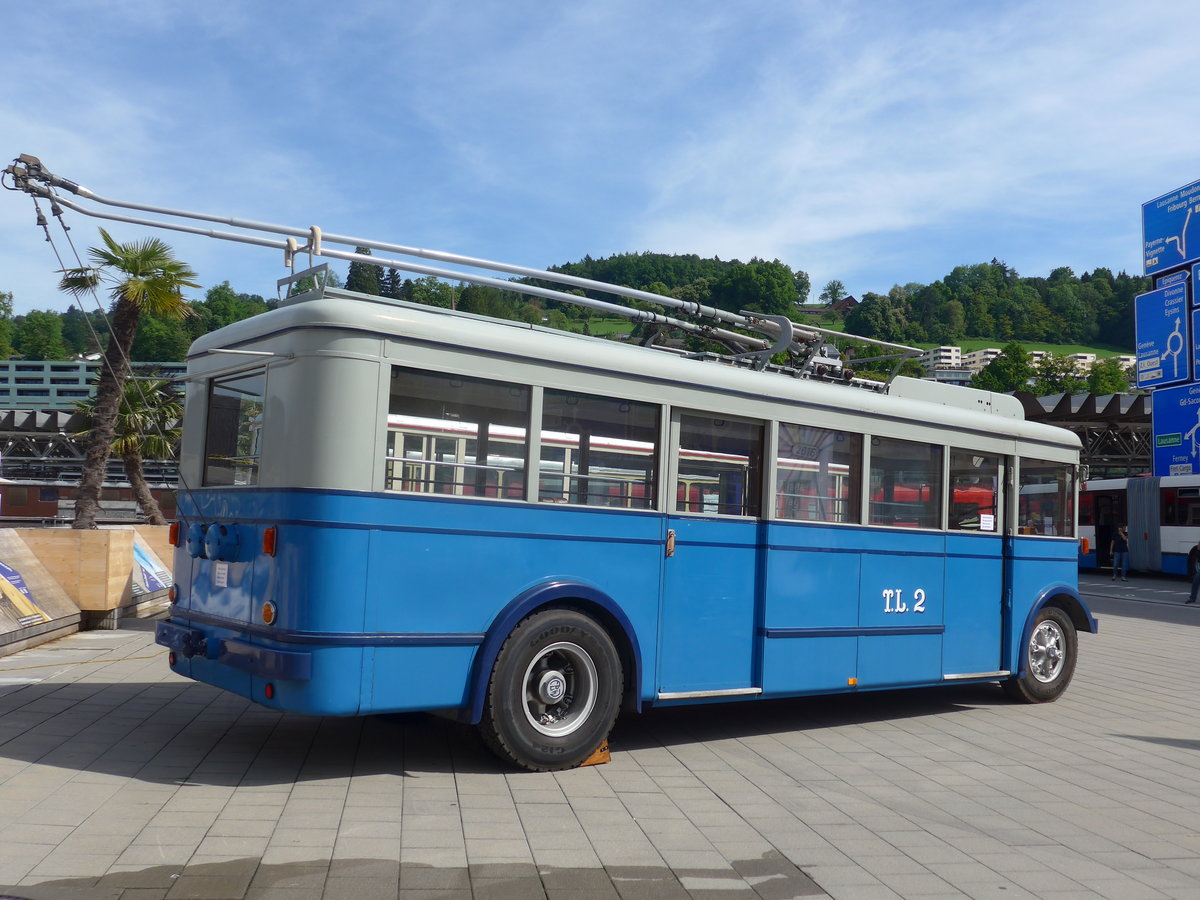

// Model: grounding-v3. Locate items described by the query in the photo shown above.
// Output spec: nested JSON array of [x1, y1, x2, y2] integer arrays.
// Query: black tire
[[480, 608, 623, 771], [1002, 606, 1077, 703]]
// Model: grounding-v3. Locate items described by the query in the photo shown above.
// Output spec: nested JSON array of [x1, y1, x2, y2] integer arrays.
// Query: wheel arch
[[465, 579, 642, 725], [1012, 585, 1097, 678]]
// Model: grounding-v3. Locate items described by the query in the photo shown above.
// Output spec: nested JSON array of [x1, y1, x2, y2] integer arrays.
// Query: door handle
[[666, 529, 676, 558]]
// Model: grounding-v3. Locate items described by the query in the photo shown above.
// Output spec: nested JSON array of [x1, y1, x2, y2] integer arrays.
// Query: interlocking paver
[[1, 580, 1200, 897]]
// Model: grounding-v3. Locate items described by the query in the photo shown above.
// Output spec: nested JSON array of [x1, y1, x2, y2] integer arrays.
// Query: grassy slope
[[564, 315, 1133, 357]]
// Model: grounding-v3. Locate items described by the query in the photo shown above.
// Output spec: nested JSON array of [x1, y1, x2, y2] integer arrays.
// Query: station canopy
[[1012, 391, 1149, 479]]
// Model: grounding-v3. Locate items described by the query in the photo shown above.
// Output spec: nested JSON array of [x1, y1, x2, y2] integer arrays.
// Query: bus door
[[942, 452, 1007, 677], [858, 437, 946, 686], [658, 412, 764, 697], [1089, 490, 1123, 571]]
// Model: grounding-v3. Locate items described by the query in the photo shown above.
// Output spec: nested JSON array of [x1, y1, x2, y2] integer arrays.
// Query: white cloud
[[633, 1, 1200, 291]]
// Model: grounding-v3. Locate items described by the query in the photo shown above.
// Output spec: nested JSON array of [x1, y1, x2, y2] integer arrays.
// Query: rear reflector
[[263, 526, 277, 557]]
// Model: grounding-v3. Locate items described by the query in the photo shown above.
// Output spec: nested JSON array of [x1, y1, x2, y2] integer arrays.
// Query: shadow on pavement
[[0, 674, 1011, 785], [0, 849, 826, 899]]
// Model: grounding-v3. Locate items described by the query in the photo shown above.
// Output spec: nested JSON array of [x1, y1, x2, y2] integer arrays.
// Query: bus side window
[[386, 367, 530, 499], [1018, 458, 1075, 538], [869, 437, 942, 529], [948, 450, 1001, 533], [775, 423, 862, 524], [538, 391, 659, 509], [676, 414, 764, 517]]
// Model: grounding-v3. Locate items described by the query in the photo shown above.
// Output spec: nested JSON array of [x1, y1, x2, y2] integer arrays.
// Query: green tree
[[793, 270, 811, 305], [74, 379, 182, 525], [818, 279, 848, 306], [710, 260, 798, 316], [843, 292, 906, 342], [130, 311, 192, 361], [14, 310, 68, 360], [407, 275, 455, 308], [1030, 354, 1087, 396], [61, 306, 104, 356], [57, 229, 198, 529], [0, 291, 14, 358], [345, 246, 382, 295], [970, 342, 1033, 392], [1087, 357, 1131, 394]]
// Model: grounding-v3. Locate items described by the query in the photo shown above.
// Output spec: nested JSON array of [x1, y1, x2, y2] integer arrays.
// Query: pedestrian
[[1111, 525, 1129, 582]]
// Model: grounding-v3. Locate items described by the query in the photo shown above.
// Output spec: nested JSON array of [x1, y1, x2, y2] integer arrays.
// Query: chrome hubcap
[[522, 641, 597, 737], [1028, 620, 1065, 683]]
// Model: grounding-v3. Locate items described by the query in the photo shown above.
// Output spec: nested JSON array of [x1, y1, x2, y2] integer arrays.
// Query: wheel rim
[[521, 641, 598, 737], [1028, 620, 1066, 683]]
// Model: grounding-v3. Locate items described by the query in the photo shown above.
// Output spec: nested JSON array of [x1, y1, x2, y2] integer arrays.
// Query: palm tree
[[74, 380, 183, 525], [58, 229, 198, 528]]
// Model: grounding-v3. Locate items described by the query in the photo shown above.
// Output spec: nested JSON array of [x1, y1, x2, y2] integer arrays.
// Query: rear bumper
[[156, 619, 312, 681]]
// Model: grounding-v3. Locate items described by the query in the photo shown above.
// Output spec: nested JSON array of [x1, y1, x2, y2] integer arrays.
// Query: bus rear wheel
[[1002, 606, 1077, 703], [481, 608, 623, 771]]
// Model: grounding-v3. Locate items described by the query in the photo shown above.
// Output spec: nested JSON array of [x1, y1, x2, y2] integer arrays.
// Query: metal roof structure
[[1013, 391, 1150, 478], [0, 409, 178, 484]]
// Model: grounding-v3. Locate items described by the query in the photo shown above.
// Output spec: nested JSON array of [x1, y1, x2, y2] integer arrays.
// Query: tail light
[[262, 526, 278, 557]]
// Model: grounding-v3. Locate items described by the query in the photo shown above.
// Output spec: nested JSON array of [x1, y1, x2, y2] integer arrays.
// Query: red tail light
[[263, 526, 277, 557], [169, 522, 180, 546]]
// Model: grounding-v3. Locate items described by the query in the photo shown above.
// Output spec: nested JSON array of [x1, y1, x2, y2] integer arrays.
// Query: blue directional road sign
[[1194, 308, 1200, 380], [1144, 179, 1200, 276], [1152, 383, 1200, 476], [1135, 283, 1190, 388]]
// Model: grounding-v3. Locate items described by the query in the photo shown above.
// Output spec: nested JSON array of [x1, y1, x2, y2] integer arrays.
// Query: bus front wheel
[[481, 608, 623, 771], [1002, 606, 1078, 703]]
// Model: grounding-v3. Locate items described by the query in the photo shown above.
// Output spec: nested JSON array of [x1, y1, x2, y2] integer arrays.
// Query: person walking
[[1111, 525, 1130, 582]]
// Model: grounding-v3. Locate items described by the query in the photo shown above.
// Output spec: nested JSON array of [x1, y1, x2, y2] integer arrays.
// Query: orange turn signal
[[848, 677, 858, 686], [169, 522, 180, 546]]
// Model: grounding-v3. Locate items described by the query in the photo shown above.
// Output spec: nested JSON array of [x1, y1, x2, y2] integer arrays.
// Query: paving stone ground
[[0, 572, 1198, 899]]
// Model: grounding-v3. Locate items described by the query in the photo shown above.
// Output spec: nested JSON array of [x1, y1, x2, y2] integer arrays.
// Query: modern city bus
[[1, 155, 1095, 771], [154, 285, 1093, 770], [1080, 475, 1200, 575]]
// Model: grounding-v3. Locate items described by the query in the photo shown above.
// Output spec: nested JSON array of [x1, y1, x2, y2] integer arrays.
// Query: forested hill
[[841, 261, 1144, 349], [0, 253, 1144, 363], [552, 253, 1144, 350]]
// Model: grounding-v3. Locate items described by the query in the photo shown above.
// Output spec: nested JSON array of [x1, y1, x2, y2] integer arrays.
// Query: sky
[[2, 0, 1199, 316]]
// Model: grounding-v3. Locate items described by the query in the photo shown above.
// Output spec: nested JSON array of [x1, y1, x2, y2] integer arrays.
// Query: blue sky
[[2, 0, 1199, 316]]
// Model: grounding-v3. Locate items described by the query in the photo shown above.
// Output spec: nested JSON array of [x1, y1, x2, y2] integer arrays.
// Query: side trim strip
[[762, 625, 946, 638], [943, 670, 1010, 681], [657, 687, 762, 700], [169, 606, 484, 647]]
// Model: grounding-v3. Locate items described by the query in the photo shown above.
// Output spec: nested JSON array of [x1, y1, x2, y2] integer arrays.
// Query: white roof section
[[188, 288, 1080, 453]]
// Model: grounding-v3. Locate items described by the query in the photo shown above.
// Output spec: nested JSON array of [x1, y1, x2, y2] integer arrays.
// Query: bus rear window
[[1018, 459, 1075, 537], [204, 371, 266, 486]]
